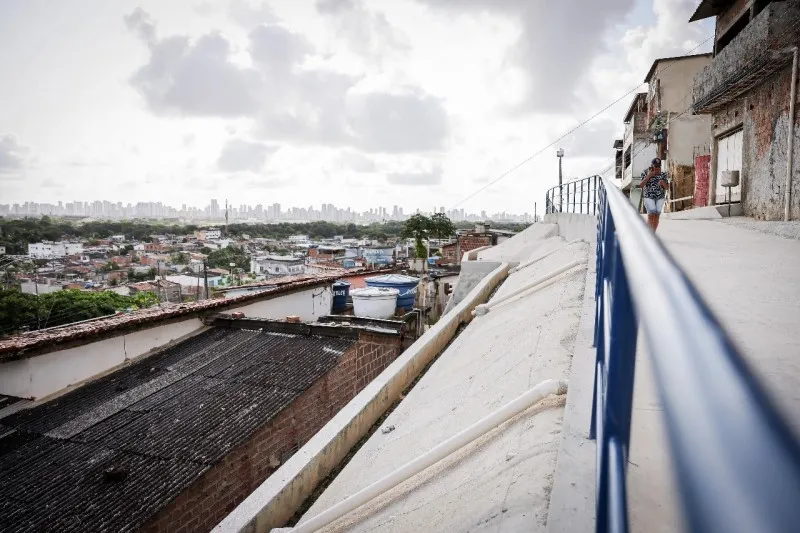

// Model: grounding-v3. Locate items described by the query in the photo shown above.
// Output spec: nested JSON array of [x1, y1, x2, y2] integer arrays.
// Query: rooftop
[[643, 52, 712, 82], [689, 0, 735, 22], [623, 93, 648, 123], [0, 321, 363, 533], [0, 273, 359, 361]]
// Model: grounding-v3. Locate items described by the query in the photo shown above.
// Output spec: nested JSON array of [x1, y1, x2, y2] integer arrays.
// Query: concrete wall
[[741, 66, 800, 220], [622, 140, 657, 189], [655, 55, 711, 114], [0, 285, 333, 400], [0, 319, 205, 399], [669, 115, 712, 166], [706, 63, 800, 219], [213, 261, 510, 533], [141, 333, 401, 533], [543, 213, 598, 243], [234, 285, 333, 322]]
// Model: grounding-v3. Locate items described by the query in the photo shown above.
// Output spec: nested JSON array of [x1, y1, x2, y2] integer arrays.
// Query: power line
[[448, 34, 714, 210]]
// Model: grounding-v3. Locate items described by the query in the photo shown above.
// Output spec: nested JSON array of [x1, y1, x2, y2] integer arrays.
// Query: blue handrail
[[590, 177, 800, 533]]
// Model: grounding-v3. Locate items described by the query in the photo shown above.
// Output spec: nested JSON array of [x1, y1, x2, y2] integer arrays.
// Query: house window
[[716, 10, 750, 54]]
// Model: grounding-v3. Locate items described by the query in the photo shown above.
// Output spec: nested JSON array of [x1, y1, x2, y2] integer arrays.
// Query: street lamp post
[[229, 262, 236, 286], [556, 148, 565, 213]]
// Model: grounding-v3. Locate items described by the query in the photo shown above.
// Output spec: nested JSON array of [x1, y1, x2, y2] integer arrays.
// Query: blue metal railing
[[590, 177, 800, 533], [545, 175, 600, 215]]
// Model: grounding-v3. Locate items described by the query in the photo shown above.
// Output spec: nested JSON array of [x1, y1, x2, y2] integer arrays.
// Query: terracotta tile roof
[[0, 268, 393, 361], [0, 326, 358, 532]]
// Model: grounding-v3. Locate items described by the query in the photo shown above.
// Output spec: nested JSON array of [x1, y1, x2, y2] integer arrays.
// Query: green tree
[[429, 212, 456, 240], [402, 214, 431, 259], [171, 252, 190, 264], [0, 288, 161, 335], [207, 245, 249, 270], [127, 268, 156, 282]]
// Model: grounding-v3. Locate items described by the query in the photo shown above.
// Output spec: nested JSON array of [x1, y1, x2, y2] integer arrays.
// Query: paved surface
[[299, 230, 590, 532], [720, 216, 800, 241], [626, 217, 800, 533]]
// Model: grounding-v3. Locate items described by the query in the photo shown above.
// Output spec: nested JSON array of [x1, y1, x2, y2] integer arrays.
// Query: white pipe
[[785, 46, 798, 222], [473, 260, 583, 316], [509, 240, 582, 274], [285, 379, 568, 533], [476, 266, 585, 316]]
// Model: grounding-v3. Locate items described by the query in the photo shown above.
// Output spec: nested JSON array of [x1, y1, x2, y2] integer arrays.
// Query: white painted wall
[[235, 285, 333, 322], [0, 285, 333, 400], [20, 281, 63, 295], [0, 319, 205, 400], [543, 213, 598, 243]]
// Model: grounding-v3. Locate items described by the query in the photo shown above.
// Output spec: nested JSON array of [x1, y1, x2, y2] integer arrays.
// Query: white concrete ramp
[[298, 231, 591, 532]]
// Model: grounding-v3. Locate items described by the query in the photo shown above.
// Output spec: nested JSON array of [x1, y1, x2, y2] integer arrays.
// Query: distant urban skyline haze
[[1, 199, 532, 223], [0, 1, 711, 214]]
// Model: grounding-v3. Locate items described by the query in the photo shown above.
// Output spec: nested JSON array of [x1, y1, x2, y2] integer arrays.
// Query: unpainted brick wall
[[457, 235, 492, 259], [694, 154, 711, 207], [140, 332, 401, 533], [441, 245, 458, 264]]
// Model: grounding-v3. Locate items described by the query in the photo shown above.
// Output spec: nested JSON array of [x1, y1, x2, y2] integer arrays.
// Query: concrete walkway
[[626, 217, 800, 533]]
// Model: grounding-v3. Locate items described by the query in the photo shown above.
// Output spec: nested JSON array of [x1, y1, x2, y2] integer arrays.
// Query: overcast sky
[[0, 0, 711, 215]]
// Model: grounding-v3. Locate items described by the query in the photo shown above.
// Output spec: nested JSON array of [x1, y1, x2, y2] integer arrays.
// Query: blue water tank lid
[[366, 274, 419, 284], [333, 280, 351, 287]]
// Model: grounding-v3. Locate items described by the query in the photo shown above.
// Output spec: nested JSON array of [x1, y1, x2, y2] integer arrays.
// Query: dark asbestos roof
[[0, 326, 357, 533]]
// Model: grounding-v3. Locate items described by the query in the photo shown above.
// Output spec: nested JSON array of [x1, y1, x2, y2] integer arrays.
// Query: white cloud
[[387, 165, 443, 186], [217, 138, 278, 172], [0, 0, 716, 216], [0, 134, 29, 175], [126, 8, 449, 154]]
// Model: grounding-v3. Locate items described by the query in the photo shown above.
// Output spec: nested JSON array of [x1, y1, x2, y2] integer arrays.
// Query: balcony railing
[[544, 175, 600, 215], [589, 177, 800, 533]]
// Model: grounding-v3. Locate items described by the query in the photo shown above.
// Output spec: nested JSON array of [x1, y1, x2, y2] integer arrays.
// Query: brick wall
[[140, 331, 401, 533], [694, 154, 711, 207], [458, 235, 492, 258], [441, 244, 458, 264]]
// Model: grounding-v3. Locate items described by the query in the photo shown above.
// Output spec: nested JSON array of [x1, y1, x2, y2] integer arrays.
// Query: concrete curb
[[545, 237, 598, 533], [213, 262, 511, 533]]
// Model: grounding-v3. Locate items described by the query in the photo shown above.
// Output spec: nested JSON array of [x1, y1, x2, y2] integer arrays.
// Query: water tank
[[365, 274, 420, 309], [350, 287, 399, 319], [332, 280, 351, 312]]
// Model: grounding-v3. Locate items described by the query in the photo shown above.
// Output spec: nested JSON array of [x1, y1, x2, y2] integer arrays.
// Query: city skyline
[[0, 198, 533, 224]]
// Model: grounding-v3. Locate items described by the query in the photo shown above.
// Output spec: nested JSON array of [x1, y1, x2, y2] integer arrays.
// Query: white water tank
[[351, 287, 399, 319]]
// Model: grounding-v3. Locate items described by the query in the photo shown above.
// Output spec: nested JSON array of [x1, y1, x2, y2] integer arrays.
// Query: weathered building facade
[[691, 0, 800, 219], [620, 93, 656, 208], [645, 54, 713, 211]]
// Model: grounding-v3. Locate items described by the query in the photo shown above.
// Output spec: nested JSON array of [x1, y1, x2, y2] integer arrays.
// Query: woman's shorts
[[643, 197, 665, 215]]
